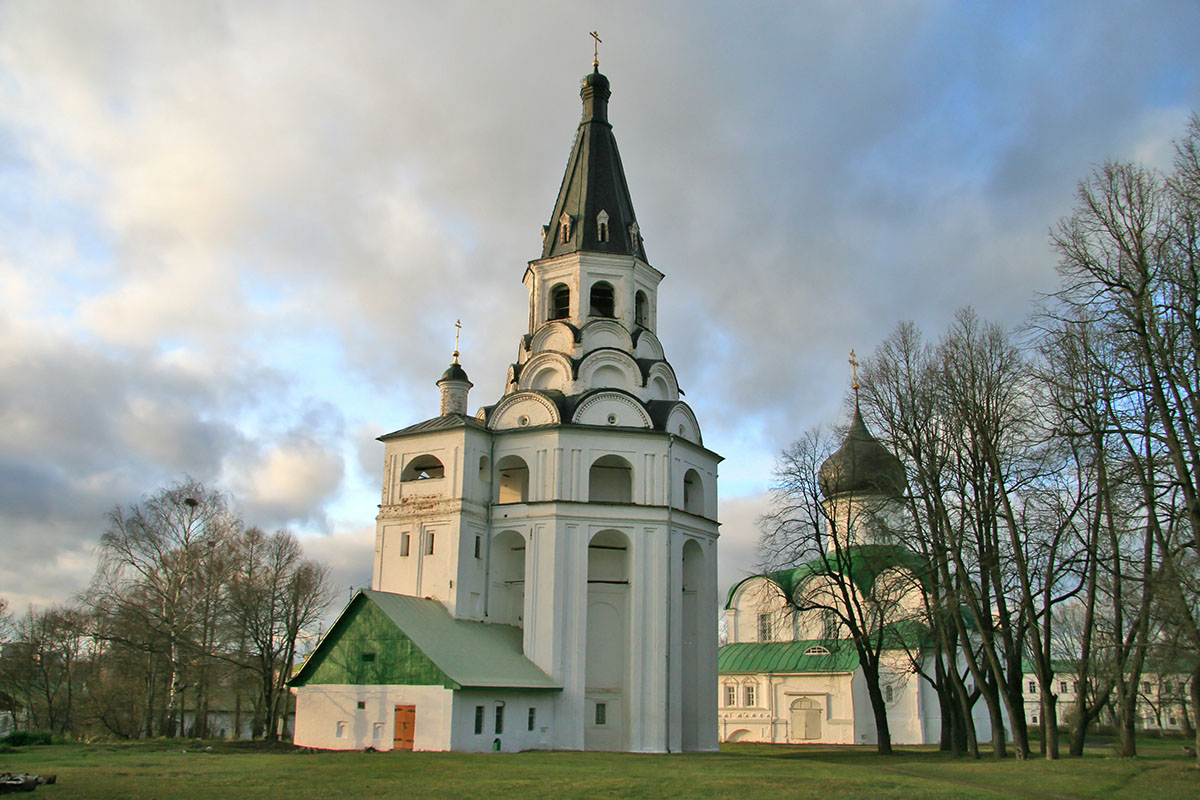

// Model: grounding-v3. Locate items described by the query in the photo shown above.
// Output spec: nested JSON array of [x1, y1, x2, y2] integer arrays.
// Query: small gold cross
[[849, 348, 859, 390], [453, 319, 462, 364], [590, 31, 603, 69]]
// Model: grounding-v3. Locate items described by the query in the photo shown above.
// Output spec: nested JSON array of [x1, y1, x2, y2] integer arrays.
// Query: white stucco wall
[[293, 685, 453, 751]]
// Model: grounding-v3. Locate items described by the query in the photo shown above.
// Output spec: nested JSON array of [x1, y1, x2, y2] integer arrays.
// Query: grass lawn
[[2, 738, 1197, 799]]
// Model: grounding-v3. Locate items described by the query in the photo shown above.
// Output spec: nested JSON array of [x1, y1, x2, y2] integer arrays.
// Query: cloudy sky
[[2, 1, 1197, 616]]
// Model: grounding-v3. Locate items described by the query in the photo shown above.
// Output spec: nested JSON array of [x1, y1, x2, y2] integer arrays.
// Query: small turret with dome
[[436, 320, 472, 416]]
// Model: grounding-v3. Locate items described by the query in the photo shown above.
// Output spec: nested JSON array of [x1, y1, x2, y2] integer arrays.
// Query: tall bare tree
[[89, 478, 240, 736], [227, 527, 332, 740]]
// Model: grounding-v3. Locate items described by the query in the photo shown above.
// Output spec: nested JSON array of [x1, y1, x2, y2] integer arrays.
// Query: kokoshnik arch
[[289, 60, 722, 753]]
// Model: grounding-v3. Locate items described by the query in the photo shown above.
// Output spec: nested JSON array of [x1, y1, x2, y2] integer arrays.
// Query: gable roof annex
[[290, 590, 560, 691]]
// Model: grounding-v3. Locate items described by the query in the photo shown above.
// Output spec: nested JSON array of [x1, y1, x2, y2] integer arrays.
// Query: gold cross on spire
[[590, 31, 602, 69], [849, 348, 859, 392], [453, 319, 462, 364]]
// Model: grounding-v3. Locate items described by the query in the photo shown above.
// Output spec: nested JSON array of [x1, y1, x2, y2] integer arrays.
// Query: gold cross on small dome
[[590, 31, 603, 69]]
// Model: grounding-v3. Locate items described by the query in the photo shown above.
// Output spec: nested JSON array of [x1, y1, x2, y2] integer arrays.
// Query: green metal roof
[[290, 590, 560, 691], [718, 641, 860, 674], [724, 544, 931, 610]]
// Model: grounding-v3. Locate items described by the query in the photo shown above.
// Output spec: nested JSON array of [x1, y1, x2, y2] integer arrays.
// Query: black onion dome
[[439, 363, 470, 383], [818, 406, 906, 499]]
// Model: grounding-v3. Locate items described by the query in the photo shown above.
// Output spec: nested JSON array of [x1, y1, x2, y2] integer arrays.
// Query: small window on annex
[[549, 284, 570, 320], [401, 454, 444, 481], [527, 708, 537, 731], [589, 281, 615, 318], [494, 702, 505, 734], [634, 290, 648, 327], [724, 685, 737, 707], [474, 705, 485, 735], [744, 684, 757, 707]]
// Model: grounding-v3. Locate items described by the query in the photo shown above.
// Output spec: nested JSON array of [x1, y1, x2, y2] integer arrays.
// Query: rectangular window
[[528, 708, 536, 731], [475, 535, 482, 559], [1031, 714, 1038, 725], [474, 705, 485, 735], [595, 702, 607, 726], [758, 613, 772, 642], [426, 532, 435, 555], [725, 685, 737, 707], [1143, 682, 1152, 693], [744, 685, 756, 707], [1073, 681, 1079, 692], [885, 685, 894, 702], [1059, 681, 1067, 693], [357, 701, 365, 710], [494, 703, 505, 734], [400, 532, 411, 557], [361, 652, 375, 662], [1028, 681, 1036, 693]]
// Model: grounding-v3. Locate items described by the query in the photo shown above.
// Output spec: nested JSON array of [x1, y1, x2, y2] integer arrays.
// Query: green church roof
[[290, 590, 560, 691], [724, 544, 931, 610], [718, 641, 861, 674]]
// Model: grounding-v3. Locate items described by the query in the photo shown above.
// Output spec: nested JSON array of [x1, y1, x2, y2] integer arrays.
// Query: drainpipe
[[665, 433, 674, 752], [483, 430, 496, 621]]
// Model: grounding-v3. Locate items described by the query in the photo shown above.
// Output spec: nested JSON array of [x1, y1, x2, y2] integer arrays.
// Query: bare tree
[[89, 478, 241, 736], [1048, 116, 1200, 763], [227, 527, 332, 740]]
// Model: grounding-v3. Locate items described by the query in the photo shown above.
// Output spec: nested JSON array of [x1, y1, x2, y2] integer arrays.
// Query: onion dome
[[818, 406, 906, 499], [439, 363, 470, 383]]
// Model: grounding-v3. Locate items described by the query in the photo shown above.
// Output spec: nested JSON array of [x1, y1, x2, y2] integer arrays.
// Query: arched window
[[683, 469, 703, 516], [596, 209, 610, 243], [803, 645, 831, 656], [401, 454, 444, 481], [559, 212, 572, 243], [549, 284, 570, 320], [634, 290, 648, 327], [495, 455, 529, 503], [589, 454, 632, 503], [589, 282, 615, 318]]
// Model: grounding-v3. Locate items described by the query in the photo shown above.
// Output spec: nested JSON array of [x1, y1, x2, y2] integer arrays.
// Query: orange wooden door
[[394, 705, 415, 751]]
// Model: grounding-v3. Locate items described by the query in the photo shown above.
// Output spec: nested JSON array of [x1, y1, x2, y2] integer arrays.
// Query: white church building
[[719, 405, 995, 746], [290, 63, 721, 753]]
